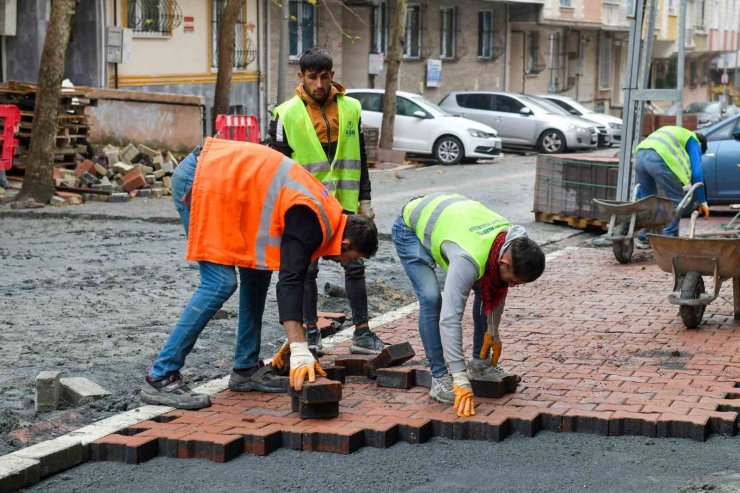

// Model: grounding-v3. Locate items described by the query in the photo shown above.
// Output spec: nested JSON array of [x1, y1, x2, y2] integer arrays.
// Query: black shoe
[[350, 330, 387, 355], [307, 328, 323, 356], [229, 363, 289, 393], [140, 371, 211, 410]]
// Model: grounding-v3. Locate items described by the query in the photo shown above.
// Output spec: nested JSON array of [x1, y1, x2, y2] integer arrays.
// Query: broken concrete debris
[[34, 371, 61, 413], [34, 373, 111, 412]]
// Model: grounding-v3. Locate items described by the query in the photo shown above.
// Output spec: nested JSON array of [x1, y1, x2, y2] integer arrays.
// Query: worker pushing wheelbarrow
[[593, 183, 702, 263], [649, 212, 740, 329]]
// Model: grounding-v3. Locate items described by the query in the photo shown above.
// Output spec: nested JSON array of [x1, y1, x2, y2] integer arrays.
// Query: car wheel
[[538, 129, 566, 154], [433, 135, 464, 165]]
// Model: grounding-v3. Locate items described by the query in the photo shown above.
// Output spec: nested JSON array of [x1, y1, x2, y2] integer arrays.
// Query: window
[[126, 0, 176, 36], [550, 99, 580, 115], [668, 0, 677, 14], [494, 95, 524, 114], [599, 34, 612, 89], [695, 0, 705, 29], [526, 32, 540, 73], [290, 0, 315, 58], [404, 5, 421, 58], [626, 0, 635, 16], [477, 11, 493, 58], [371, 2, 388, 54], [396, 96, 425, 117], [353, 92, 383, 113], [689, 61, 698, 86], [439, 7, 456, 59], [559, 0, 572, 6], [211, 0, 255, 70], [705, 118, 734, 141], [457, 93, 492, 110]]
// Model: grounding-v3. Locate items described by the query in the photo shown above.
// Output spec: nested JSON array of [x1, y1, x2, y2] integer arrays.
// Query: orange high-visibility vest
[[186, 137, 347, 270]]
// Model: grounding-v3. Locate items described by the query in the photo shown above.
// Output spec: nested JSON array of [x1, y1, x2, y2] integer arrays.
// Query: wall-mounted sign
[[426, 59, 442, 88], [106, 26, 133, 64], [184, 16, 194, 32], [368, 53, 384, 75]]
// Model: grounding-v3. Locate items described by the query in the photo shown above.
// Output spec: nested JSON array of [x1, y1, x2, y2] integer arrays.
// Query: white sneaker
[[634, 238, 651, 250], [429, 374, 454, 404], [468, 358, 507, 380]]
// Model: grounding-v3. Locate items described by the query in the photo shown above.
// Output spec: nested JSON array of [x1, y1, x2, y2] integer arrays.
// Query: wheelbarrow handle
[[676, 183, 704, 216]]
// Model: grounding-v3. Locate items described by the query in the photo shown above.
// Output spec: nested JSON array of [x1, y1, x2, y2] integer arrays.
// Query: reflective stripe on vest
[[635, 126, 696, 185], [275, 95, 363, 212], [403, 194, 511, 276], [254, 156, 333, 269]]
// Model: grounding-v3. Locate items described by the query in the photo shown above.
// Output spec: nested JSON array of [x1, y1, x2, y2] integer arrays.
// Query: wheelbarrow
[[593, 183, 703, 264], [649, 212, 740, 329]]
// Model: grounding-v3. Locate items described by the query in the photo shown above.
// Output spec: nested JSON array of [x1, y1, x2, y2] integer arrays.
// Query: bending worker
[[392, 193, 545, 417], [633, 126, 708, 249], [270, 47, 384, 355], [141, 138, 378, 410]]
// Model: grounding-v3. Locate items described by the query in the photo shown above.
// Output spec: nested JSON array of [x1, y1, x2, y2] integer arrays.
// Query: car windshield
[[519, 95, 564, 115], [558, 98, 594, 115], [685, 102, 711, 113], [411, 95, 452, 116]]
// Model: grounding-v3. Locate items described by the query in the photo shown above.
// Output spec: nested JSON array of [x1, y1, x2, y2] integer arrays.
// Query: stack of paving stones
[[49, 143, 179, 206], [20, 247, 740, 476]]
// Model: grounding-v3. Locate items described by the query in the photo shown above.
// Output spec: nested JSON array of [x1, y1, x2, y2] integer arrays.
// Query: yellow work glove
[[288, 342, 326, 391], [358, 200, 376, 220], [479, 332, 503, 368], [697, 202, 710, 219], [271, 341, 290, 371], [452, 371, 476, 418]]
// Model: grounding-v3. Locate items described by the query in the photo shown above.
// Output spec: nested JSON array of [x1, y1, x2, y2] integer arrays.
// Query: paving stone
[[10, 437, 86, 478], [93, 162, 108, 177], [302, 427, 363, 454], [562, 410, 612, 436], [137, 429, 194, 458], [290, 377, 342, 404], [657, 414, 709, 441], [49, 196, 67, 207], [74, 159, 94, 178], [291, 398, 340, 419], [35, 371, 61, 412], [239, 425, 282, 456], [414, 368, 433, 388], [109, 192, 130, 203], [176, 433, 243, 462], [0, 455, 40, 492], [362, 422, 399, 448], [122, 168, 146, 192], [60, 377, 111, 406], [112, 161, 134, 174], [367, 342, 416, 377], [323, 365, 346, 383], [609, 412, 658, 437], [376, 367, 415, 389], [138, 143, 160, 157], [136, 188, 152, 198], [90, 434, 158, 464], [333, 354, 375, 376], [120, 143, 139, 164], [469, 372, 519, 398], [396, 418, 433, 444], [161, 160, 174, 175]]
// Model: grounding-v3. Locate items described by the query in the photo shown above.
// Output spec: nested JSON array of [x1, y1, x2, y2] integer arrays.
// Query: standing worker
[[633, 126, 709, 249], [140, 138, 378, 410], [270, 47, 385, 355], [392, 193, 545, 417]]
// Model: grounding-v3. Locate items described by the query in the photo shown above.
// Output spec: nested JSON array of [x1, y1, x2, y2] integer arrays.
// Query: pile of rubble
[[52, 142, 180, 205]]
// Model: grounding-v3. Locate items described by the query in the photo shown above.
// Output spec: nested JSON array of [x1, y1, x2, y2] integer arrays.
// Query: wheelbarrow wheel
[[612, 223, 634, 264], [679, 272, 705, 329]]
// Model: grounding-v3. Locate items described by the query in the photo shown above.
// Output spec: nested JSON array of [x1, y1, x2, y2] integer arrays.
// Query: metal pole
[[735, 0, 740, 96], [676, 0, 687, 127], [277, 0, 289, 104]]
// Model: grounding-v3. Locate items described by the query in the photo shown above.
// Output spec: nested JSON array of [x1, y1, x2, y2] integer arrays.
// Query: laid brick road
[[92, 236, 740, 462]]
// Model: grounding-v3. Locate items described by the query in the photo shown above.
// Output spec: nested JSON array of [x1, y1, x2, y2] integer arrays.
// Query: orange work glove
[[697, 202, 710, 219], [288, 342, 326, 391], [452, 371, 476, 417], [271, 341, 290, 371], [480, 331, 503, 368]]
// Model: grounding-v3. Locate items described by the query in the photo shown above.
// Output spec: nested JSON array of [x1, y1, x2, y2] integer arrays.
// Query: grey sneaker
[[429, 373, 455, 404], [140, 372, 211, 410], [229, 364, 288, 393], [468, 358, 508, 381], [307, 328, 323, 356], [350, 330, 387, 355], [635, 238, 651, 250]]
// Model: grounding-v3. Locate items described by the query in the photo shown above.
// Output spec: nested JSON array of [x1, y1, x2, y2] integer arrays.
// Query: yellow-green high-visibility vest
[[275, 95, 362, 212], [402, 193, 512, 277], [635, 126, 699, 185]]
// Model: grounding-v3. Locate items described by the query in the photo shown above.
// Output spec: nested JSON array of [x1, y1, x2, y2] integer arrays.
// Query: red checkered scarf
[[479, 231, 509, 316]]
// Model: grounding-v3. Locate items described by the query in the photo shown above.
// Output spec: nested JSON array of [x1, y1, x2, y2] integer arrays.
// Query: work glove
[[479, 332, 503, 368], [289, 342, 326, 391], [697, 202, 710, 219], [358, 199, 376, 220], [271, 341, 290, 371], [452, 371, 476, 418]]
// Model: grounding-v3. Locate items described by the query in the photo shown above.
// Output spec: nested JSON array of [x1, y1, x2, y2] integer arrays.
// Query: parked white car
[[346, 89, 503, 165], [538, 94, 623, 146]]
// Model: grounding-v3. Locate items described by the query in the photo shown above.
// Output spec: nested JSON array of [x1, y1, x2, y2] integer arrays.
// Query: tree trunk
[[16, 0, 76, 205], [212, 0, 242, 135], [380, 0, 407, 150]]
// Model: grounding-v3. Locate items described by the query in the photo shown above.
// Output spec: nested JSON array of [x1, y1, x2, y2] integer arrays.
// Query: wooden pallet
[[535, 211, 608, 231]]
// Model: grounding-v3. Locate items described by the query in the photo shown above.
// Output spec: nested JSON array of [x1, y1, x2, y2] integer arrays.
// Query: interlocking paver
[[89, 246, 740, 462]]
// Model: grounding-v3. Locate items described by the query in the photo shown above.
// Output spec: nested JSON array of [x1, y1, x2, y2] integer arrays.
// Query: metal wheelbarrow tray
[[649, 233, 740, 328]]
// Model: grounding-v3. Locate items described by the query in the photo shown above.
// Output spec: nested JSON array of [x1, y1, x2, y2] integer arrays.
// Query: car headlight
[[468, 128, 493, 138], [568, 124, 588, 133], [609, 122, 622, 130]]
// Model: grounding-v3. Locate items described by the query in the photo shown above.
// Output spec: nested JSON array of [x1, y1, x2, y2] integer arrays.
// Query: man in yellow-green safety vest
[[392, 193, 546, 418], [633, 126, 709, 249], [269, 47, 386, 356]]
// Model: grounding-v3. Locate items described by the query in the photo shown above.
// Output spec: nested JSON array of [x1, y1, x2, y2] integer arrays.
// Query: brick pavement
[[92, 243, 740, 462]]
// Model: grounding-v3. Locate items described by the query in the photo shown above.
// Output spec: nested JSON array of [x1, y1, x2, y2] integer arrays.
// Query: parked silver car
[[538, 94, 622, 147], [439, 91, 599, 153]]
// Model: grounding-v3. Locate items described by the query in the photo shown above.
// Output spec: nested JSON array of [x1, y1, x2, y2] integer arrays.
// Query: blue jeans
[[391, 214, 487, 377], [635, 149, 688, 240], [149, 151, 272, 379], [0, 169, 8, 189]]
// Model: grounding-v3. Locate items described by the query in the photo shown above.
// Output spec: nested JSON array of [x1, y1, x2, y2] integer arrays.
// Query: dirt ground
[[0, 215, 417, 455]]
